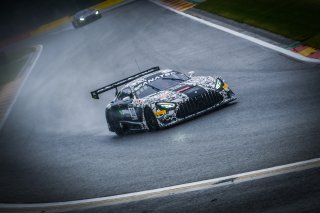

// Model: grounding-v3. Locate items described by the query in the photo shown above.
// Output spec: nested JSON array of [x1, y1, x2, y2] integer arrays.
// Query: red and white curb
[[291, 45, 320, 59], [1, 158, 320, 213], [160, 0, 196, 12], [150, 0, 320, 63]]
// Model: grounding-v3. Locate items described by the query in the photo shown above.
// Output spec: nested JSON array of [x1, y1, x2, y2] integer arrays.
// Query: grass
[[195, 0, 320, 49], [0, 47, 35, 87]]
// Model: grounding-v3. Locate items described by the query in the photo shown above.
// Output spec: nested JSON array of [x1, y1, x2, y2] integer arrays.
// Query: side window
[[117, 87, 134, 101]]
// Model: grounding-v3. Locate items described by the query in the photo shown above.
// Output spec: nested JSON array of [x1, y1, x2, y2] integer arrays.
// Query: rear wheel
[[144, 107, 159, 131], [72, 21, 79, 28], [108, 120, 125, 136], [106, 110, 125, 136], [114, 125, 125, 136]]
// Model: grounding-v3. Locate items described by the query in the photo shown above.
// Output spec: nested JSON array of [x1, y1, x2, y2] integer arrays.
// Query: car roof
[[74, 9, 93, 17]]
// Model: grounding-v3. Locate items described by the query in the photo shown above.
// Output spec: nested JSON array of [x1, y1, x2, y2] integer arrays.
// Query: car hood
[[138, 76, 217, 103]]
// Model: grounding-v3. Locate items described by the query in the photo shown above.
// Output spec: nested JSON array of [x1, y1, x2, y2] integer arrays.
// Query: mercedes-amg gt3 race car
[[91, 67, 236, 135], [72, 8, 101, 28]]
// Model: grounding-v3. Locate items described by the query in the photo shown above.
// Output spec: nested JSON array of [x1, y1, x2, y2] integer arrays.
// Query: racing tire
[[106, 111, 125, 136], [114, 126, 125, 136], [109, 121, 125, 136], [72, 21, 79, 29], [144, 107, 159, 131]]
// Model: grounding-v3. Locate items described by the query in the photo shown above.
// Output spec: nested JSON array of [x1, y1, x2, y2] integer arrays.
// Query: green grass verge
[[195, 0, 320, 49], [0, 47, 35, 87]]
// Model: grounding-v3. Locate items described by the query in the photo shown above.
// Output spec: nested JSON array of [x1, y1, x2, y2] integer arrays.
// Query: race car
[[72, 8, 102, 28], [91, 67, 236, 135]]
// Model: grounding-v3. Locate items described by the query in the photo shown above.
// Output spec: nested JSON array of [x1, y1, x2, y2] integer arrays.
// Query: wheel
[[109, 120, 125, 136], [106, 110, 125, 136], [144, 107, 160, 131], [72, 21, 79, 28], [114, 125, 125, 136]]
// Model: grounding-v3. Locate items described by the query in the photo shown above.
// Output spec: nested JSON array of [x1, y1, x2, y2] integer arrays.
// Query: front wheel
[[114, 126, 125, 136], [72, 21, 79, 28], [144, 107, 159, 131]]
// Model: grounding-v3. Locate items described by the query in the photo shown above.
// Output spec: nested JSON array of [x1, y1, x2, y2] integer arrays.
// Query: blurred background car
[[72, 8, 101, 28]]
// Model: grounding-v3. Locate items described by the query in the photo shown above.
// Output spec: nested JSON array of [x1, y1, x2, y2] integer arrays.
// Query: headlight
[[215, 79, 223, 90], [95, 11, 99, 15], [79, 17, 85, 21], [156, 102, 176, 110]]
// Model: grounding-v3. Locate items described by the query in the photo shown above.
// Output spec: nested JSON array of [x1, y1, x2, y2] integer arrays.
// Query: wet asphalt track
[[1, 0, 320, 211]]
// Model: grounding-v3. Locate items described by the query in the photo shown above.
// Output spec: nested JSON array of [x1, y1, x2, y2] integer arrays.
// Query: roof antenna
[[134, 58, 142, 72]]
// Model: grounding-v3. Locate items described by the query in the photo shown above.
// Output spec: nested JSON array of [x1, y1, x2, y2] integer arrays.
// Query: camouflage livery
[[91, 67, 236, 135]]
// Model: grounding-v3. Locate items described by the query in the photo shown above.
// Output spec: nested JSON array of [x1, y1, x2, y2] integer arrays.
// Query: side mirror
[[188, 71, 195, 77]]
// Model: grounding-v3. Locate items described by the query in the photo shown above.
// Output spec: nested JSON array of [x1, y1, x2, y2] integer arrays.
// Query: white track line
[[1, 158, 320, 213], [0, 45, 43, 130], [150, 0, 320, 63]]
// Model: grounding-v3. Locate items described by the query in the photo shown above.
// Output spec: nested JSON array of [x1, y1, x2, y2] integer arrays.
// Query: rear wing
[[90, 66, 160, 99]]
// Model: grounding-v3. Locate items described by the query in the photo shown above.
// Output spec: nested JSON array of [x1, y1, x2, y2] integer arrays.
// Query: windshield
[[134, 71, 189, 98], [75, 9, 93, 17]]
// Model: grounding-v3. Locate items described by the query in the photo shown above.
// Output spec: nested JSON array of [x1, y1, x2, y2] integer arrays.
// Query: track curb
[[1, 158, 320, 213], [151, 0, 320, 63]]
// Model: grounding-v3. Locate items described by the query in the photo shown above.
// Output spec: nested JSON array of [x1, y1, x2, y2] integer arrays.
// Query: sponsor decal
[[128, 106, 138, 120], [133, 72, 176, 91], [146, 72, 176, 84]]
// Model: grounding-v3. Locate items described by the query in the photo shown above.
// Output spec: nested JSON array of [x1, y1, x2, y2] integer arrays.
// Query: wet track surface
[[69, 167, 320, 213], [1, 0, 320, 209]]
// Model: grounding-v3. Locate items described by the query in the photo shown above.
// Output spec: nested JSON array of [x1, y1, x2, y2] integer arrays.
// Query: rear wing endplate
[[90, 66, 160, 99]]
